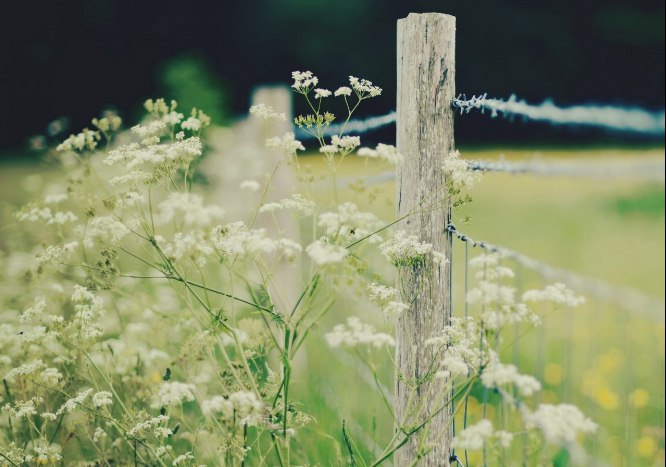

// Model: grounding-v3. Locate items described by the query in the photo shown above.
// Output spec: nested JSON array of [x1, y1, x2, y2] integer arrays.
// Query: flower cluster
[[452, 420, 513, 451], [357, 143, 403, 164], [318, 202, 383, 244], [426, 317, 486, 379], [367, 283, 409, 318], [201, 391, 264, 424], [481, 351, 542, 396], [250, 103, 287, 121], [306, 238, 348, 266], [326, 317, 395, 348], [379, 230, 433, 267], [522, 403, 597, 445], [522, 282, 585, 307]]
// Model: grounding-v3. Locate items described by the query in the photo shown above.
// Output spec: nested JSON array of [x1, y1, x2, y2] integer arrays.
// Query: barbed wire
[[340, 157, 665, 187], [466, 158, 665, 181], [452, 94, 666, 136], [446, 224, 665, 321], [294, 96, 665, 139]]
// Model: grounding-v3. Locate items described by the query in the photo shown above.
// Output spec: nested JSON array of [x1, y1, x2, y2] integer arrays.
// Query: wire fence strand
[[341, 156, 665, 187], [466, 158, 665, 181], [452, 94, 666, 136], [293, 95, 665, 139], [446, 224, 665, 322]]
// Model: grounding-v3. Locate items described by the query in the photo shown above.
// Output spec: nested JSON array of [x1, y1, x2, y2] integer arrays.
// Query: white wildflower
[[250, 103, 287, 121], [160, 231, 215, 267], [452, 420, 513, 451], [156, 445, 173, 457], [108, 170, 150, 186], [151, 381, 196, 408], [427, 317, 485, 377], [383, 301, 409, 318], [172, 452, 195, 466], [266, 132, 305, 158], [157, 192, 224, 227], [240, 180, 261, 192], [522, 283, 585, 307], [211, 222, 278, 260], [120, 191, 144, 207], [68, 285, 105, 341], [56, 129, 100, 152], [181, 116, 202, 131], [291, 71, 318, 92], [44, 193, 68, 205], [481, 353, 541, 397], [380, 231, 433, 267], [92, 391, 113, 408], [93, 427, 107, 443], [229, 391, 264, 421], [56, 389, 93, 415], [30, 444, 62, 465], [276, 238, 303, 261], [80, 216, 129, 248], [326, 317, 395, 348], [5, 359, 45, 381], [318, 202, 383, 243], [334, 86, 352, 97], [331, 135, 361, 152], [51, 211, 78, 225], [162, 111, 184, 126], [16, 207, 77, 225], [71, 284, 96, 303], [368, 283, 399, 304], [201, 396, 234, 419], [40, 368, 63, 386], [319, 145, 338, 154], [128, 415, 170, 437], [16, 206, 52, 223], [18, 326, 52, 345], [37, 241, 78, 265], [20, 297, 46, 322], [433, 251, 448, 265], [314, 88, 332, 99], [452, 420, 494, 451], [522, 404, 597, 445], [357, 143, 403, 164], [348, 76, 382, 97], [466, 281, 516, 307], [104, 137, 202, 170], [306, 239, 348, 266], [368, 283, 408, 318], [2, 397, 43, 419], [259, 193, 315, 216], [443, 150, 481, 188], [131, 121, 167, 138], [202, 391, 263, 423]]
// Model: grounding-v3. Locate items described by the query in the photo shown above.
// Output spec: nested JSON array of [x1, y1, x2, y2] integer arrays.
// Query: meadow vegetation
[[0, 72, 663, 466]]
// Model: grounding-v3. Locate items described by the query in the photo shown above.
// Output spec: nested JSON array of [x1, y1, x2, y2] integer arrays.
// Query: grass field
[[295, 147, 665, 465], [1, 146, 664, 465]]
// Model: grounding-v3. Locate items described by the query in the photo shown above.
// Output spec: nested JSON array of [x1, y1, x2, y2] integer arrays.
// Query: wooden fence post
[[395, 13, 456, 466]]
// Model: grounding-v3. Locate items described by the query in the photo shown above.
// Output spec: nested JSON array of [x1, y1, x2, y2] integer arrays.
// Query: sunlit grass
[[1, 146, 663, 465]]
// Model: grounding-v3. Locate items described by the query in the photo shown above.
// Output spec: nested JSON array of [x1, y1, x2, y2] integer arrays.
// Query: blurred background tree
[[0, 0, 663, 156]]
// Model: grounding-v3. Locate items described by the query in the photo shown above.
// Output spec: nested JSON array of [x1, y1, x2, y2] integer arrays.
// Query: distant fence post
[[250, 86, 302, 309], [395, 13, 456, 466]]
